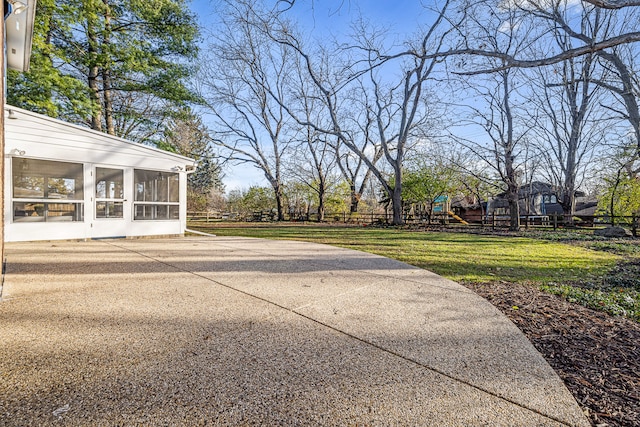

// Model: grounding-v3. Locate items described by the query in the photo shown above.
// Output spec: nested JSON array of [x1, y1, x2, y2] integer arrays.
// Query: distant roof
[[495, 181, 586, 199]]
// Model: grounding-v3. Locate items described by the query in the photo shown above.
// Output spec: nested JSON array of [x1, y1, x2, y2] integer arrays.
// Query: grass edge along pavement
[[188, 223, 638, 322], [188, 223, 640, 426]]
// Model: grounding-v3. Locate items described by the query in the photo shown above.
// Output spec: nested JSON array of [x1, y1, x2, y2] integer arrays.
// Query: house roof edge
[[4, 105, 196, 165]]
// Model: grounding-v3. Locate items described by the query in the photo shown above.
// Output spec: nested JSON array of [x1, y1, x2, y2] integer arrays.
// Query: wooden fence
[[187, 211, 638, 236]]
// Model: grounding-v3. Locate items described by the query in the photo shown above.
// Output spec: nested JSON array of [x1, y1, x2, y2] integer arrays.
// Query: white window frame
[[11, 157, 85, 223], [133, 169, 179, 221]]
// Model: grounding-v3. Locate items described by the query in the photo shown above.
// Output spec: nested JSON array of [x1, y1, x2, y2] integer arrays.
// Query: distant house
[[4, 106, 196, 242], [574, 199, 599, 217], [488, 182, 564, 218], [450, 195, 486, 223]]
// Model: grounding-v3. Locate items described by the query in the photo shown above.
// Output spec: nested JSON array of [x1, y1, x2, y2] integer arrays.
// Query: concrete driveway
[[0, 236, 589, 426]]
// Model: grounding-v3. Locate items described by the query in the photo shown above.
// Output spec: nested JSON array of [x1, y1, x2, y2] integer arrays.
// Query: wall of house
[[3, 107, 194, 242]]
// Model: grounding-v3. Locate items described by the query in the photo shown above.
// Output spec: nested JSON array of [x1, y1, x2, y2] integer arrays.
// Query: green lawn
[[188, 223, 639, 320]]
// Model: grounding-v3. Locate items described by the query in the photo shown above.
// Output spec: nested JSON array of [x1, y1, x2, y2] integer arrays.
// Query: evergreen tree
[[8, 0, 200, 142], [163, 110, 224, 210], [7, 0, 93, 122]]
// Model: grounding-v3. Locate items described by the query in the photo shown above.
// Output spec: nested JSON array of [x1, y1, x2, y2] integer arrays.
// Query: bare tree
[[441, 0, 640, 74], [333, 81, 385, 214], [287, 97, 338, 221], [451, 1, 640, 157], [457, 69, 533, 230], [260, 0, 456, 225], [277, 0, 640, 10], [530, 50, 607, 220], [582, 0, 640, 9], [290, 49, 384, 215], [451, 2, 538, 231], [521, 3, 640, 155], [198, 1, 296, 220]]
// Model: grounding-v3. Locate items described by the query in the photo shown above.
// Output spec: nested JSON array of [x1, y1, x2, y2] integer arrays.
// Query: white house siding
[[4, 106, 195, 242]]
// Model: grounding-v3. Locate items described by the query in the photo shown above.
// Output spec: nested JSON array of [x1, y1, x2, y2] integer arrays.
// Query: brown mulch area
[[464, 282, 640, 427]]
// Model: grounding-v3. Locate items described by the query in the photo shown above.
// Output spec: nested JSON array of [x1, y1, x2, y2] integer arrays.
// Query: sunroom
[[4, 106, 196, 242]]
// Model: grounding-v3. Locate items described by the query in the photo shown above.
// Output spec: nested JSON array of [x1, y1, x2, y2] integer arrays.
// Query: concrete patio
[[0, 236, 589, 426]]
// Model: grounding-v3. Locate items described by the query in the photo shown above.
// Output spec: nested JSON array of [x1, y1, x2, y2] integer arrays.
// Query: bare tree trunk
[[275, 192, 284, 221], [102, 0, 115, 135], [87, 19, 102, 131], [103, 69, 115, 135], [507, 184, 520, 231], [503, 71, 520, 231], [561, 172, 576, 224], [89, 68, 102, 131], [272, 180, 285, 221], [610, 167, 624, 226], [391, 167, 404, 225], [317, 182, 326, 222], [391, 191, 403, 224], [349, 185, 360, 213]]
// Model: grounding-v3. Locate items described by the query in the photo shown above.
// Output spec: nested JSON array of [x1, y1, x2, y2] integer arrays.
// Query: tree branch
[[581, 0, 640, 9], [448, 32, 640, 75]]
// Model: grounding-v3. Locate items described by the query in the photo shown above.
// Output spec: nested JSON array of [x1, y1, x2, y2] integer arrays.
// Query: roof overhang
[[5, 0, 37, 72]]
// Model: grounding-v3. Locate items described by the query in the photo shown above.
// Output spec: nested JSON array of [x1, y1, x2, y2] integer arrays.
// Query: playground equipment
[[447, 210, 469, 225]]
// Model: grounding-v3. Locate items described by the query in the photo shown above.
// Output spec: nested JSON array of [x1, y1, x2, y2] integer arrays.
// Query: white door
[[91, 166, 129, 238]]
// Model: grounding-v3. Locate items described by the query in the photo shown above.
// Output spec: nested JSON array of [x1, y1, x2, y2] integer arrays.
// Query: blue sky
[[188, 0, 433, 191], [190, 0, 429, 35]]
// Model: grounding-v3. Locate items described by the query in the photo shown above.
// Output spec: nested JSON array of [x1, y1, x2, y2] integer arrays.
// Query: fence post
[[492, 213, 495, 230], [553, 213, 557, 230], [633, 215, 637, 237]]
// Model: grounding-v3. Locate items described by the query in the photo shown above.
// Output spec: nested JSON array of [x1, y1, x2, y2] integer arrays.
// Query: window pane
[[134, 170, 157, 202], [12, 158, 83, 199], [133, 203, 179, 221], [96, 201, 106, 218], [111, 202, 123, 218], [134, 169, 178, 203], [156, 205, 168, 219], [96, 201, 123, 219], [133, 169, 179, 221], [145, 178, 155, 201], [134, 170, 148, 201], [13, 202, 44, 222], [13, 175, 44, 198], [13, 202, 83, 222], [96, 168, 123, 199], [169, 175, 179, 202], [157, 175, 169, 203], [135, 182, 145, 202], [135, 204, 152, 220], [47, 203, 84, 221]]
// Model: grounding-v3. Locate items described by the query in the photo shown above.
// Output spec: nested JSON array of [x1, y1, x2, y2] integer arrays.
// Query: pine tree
[[8, 0, 200, 142], [162, 110, 224, 210]]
